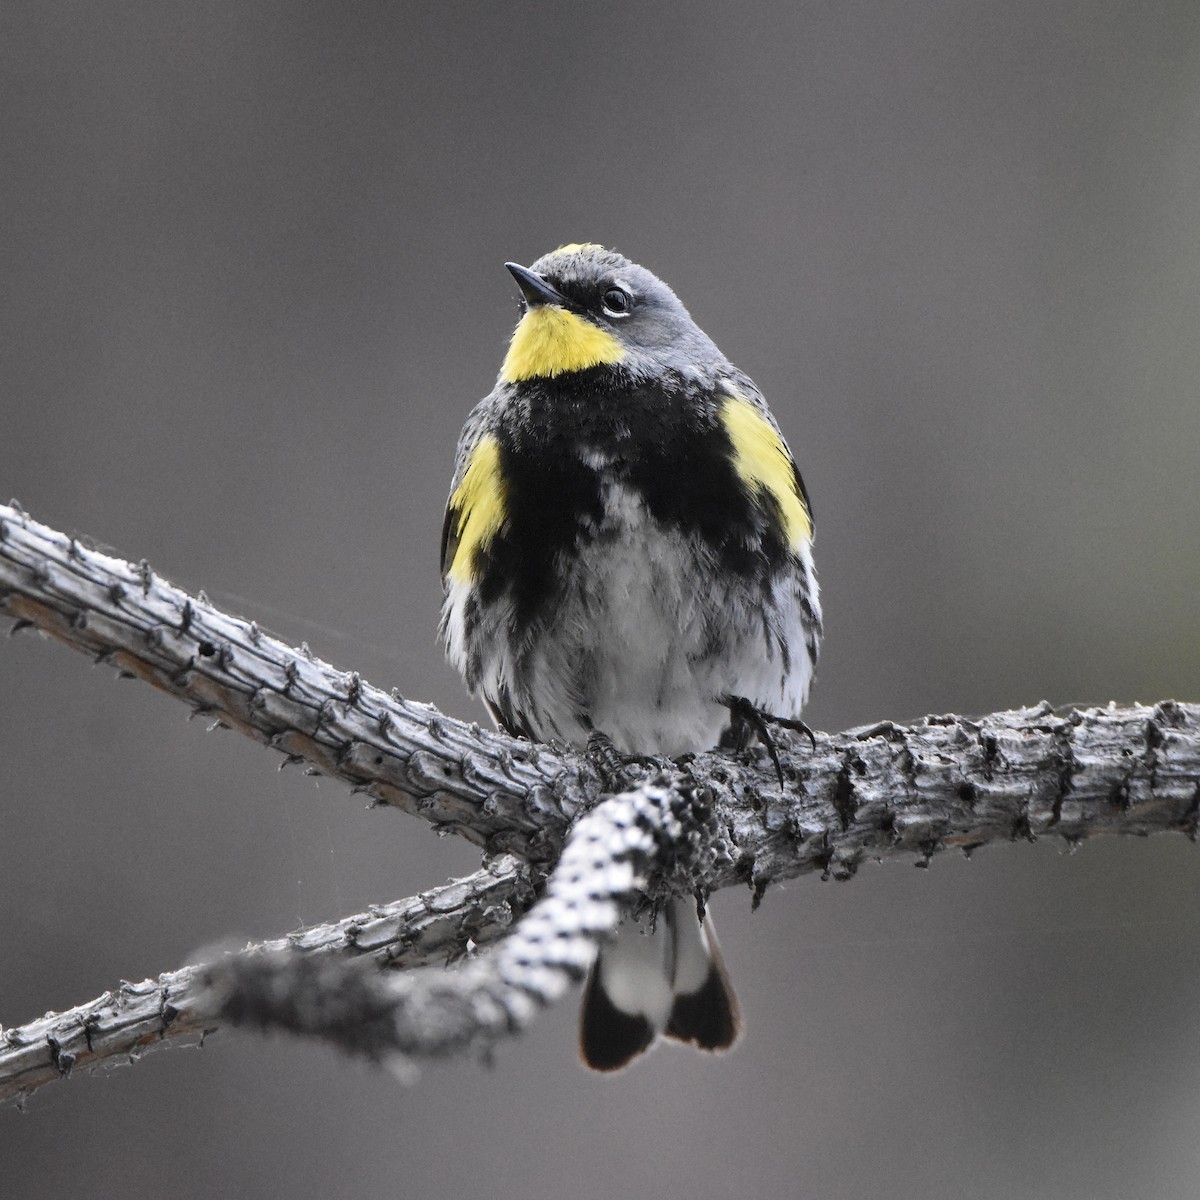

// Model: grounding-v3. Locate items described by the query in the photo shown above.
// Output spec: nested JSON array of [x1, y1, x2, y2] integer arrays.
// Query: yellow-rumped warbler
[[440, 244, 821, 1070]]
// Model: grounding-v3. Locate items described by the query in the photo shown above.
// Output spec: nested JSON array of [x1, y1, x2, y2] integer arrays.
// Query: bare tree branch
[[210, 782, 712, 1068], [4, 502, 1198, 881], [4, 501, 1200, 1098], [0, 501, 585, 863], [0, 855, 535, 1103]]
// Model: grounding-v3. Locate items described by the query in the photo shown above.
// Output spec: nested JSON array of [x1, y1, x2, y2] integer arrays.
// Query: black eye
[[602, 287, 632, 317]]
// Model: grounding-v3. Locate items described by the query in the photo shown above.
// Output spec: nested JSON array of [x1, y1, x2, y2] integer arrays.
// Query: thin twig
[[0, 856, 535, 1103]]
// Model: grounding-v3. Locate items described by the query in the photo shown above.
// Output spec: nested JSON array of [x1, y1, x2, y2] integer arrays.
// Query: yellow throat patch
[[721, 394, 812, 549], [444, 435, 507, 584], [500, 307, 625, 382]]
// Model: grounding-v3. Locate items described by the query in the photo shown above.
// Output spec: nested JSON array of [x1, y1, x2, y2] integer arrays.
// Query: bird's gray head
[[498, 244, 725, 385]]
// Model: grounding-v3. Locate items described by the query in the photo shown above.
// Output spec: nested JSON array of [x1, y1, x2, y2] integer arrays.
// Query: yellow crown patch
[[553, 242, 606, 256]]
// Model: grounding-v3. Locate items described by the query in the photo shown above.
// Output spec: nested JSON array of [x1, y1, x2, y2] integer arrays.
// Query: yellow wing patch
[[721, 395, 812, 548], [500, 307, 625, 382], [444, 435, 507, 584]]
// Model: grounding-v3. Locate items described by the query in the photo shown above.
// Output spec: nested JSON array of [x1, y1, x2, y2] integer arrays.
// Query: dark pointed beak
[[505, 262, 568, 309]]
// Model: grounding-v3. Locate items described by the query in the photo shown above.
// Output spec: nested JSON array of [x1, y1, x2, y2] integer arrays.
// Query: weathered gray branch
[[3, 501, 1200, 1099], [0, 501, 585, 864], [210, 782, 713, 1068], [0, 855, 535, 1103]]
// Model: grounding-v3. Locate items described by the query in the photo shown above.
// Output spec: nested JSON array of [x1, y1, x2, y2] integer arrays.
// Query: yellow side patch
[[446, 436, 507, 584], [721, 395, 812, 548], [500, 307, 625, 382]]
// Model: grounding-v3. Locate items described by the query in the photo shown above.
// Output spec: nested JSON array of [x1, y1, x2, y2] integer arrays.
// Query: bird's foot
[[719, 695, 816, 788], [586, 730, 661, 794]]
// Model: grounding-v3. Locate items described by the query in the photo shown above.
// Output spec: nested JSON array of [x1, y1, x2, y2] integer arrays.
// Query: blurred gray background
[[3, 3, 1200, 1198]]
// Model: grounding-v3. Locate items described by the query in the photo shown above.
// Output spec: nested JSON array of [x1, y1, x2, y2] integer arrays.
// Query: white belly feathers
[[444, 481, 814, 757]]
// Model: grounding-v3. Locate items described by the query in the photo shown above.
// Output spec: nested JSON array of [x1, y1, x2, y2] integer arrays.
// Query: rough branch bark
[[0, 856, 534, 1103], [0, 502, 583, 864], [212, 783, 714, 1068], [3, 501, 1199, 1100]]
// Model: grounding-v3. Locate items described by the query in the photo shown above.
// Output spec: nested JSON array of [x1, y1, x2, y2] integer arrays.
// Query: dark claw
[[720, 695, 816, 789], [771, 714, 818, 751]]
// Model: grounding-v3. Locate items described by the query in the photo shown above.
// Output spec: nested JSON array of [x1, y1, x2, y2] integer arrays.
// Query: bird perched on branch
[[440, 243, 821, 1070]]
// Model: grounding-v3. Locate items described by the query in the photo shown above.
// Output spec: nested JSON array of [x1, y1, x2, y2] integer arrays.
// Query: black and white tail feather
[[580, 898, 741, 1071]]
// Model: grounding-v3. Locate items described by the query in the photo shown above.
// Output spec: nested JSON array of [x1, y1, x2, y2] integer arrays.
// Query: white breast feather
[[442, 482, 818, 757]]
